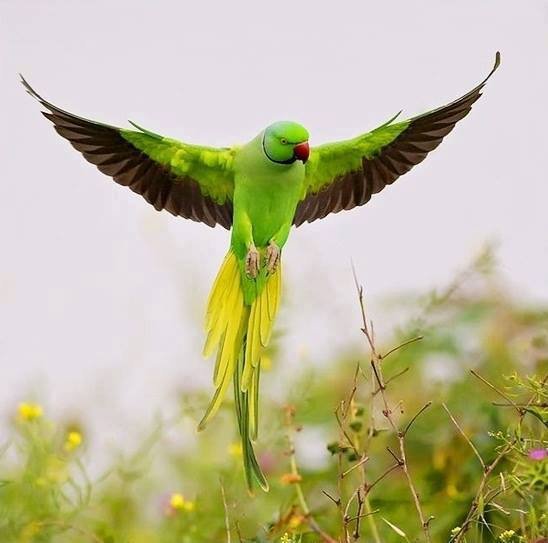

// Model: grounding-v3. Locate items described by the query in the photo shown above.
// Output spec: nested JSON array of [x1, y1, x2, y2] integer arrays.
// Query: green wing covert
[[294, 52, 500, 226], [22, 77, 236, 229]]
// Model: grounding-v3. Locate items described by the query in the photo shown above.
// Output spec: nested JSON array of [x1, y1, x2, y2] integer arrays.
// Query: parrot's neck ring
[[262, 134, 296, 165]]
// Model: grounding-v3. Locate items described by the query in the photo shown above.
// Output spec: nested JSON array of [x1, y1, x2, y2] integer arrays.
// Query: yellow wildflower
[[170, 493, 185, 510], [18, 402, 43, 422], [228, 442, 243, 457], [280, 472, 302, 485], [288, 513, 305, 529], [280, 533, 292, 543], [64, 431, 82, 452], [169, 493, 195, 513], [498, 530, 518, 543]]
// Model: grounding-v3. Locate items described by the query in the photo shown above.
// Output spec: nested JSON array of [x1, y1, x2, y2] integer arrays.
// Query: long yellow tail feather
[[199, 250, 282, 491]]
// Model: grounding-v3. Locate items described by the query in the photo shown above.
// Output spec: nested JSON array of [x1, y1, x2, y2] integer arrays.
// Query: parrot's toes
[[266, 241, 280, 274], [245, 246, 260, 279]]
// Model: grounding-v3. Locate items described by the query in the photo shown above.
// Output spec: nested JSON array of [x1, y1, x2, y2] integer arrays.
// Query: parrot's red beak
[[293, 141, 310, 163]]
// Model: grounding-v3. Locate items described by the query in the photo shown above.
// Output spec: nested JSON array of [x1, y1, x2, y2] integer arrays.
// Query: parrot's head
[[262, 121, 309, 165]]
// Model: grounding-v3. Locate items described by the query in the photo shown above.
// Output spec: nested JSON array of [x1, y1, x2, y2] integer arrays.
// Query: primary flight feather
[[22, 52, 500, 491]]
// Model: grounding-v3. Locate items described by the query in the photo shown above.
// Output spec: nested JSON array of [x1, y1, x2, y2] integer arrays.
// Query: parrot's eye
[[280, 138, 287, 145]]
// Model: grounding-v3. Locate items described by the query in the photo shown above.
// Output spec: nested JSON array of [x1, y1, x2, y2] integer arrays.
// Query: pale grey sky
[[1, 1, 547, 445]]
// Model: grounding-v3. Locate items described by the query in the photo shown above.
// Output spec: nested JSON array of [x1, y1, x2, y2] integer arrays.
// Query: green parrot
[[22, 52, 499, 492]]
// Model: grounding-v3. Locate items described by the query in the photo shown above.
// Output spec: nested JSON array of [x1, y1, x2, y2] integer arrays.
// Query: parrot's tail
[[198, 250, 281, 492]]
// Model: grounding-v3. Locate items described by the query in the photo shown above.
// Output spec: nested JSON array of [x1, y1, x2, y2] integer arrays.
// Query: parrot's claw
[[245, 246, 260, 279], [265, 241, 280, 274]]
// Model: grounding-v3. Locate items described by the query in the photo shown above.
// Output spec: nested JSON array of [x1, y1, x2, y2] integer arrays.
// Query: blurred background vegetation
[[1, 249, 546, 543]]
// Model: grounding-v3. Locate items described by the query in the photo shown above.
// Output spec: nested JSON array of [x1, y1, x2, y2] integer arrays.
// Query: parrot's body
[[22, 52, 500, 491], [201, 129, 309, 489]]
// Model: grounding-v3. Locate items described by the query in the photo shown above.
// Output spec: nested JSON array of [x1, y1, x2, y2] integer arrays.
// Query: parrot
[[21, 52, 500, 492]]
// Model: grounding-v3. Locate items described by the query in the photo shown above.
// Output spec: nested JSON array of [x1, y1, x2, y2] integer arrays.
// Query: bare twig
[[354, 274, 433, 543], [492, 402, 548, 407], [451, 443, 513, 542], [373, 367, 410, 396], [470, 370, 524, 415], [442, 403, 486, 471], [366, 462, 403, 493], [347, 509, 380, 523], [342, 363, 363, 419], [284, 406, 338, 543], [352, 488, 365, 540], [382, 336, 424, 360], [220, 480, 231, 543], [402, 402, 432, 437], [335, 404, 361, 457], [386, 446, 402, 464], [322, 489, 341, 507], [235, 521, 244, 543], [452, 375, 544, 542], [397, 429, 433, 543], [341, 455, 369, 479]]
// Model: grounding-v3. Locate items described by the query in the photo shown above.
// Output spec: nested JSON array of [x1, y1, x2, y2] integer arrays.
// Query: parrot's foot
[[265, 240, 280, 274], [245, 245, 260, 279]]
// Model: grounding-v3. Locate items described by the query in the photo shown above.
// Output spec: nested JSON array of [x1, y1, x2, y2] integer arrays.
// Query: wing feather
[[22, 77, 235, 229], [294, 53, 500, 226]]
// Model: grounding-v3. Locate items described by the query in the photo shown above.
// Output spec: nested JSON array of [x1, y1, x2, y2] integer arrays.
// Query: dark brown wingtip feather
[[22, 77, 233, 230], [474, 51, 501, 90], [294, 53, 500, 226], [19, 74, 37, 98], [20, 75, 59, 113], [492, 52, 501, 75]]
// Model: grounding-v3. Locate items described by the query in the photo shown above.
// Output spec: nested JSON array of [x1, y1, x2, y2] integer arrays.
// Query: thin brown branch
[[371, 360, 386, 393], [354, 274, 432, 543], [341, 455, 369, 479], [402, 402, 432, 436], [342, 363, 363, 419], [470, 370, 524, 415], [343, 485, 363, 524], [308, 518, 339, 543], [397, 433, 432, 543], [335, 404, 361, 457], [322, 489, 341, 507], [366, 462, 402, 494], [284, 406, 338, 543], [220, 480, 232, 543], [352, 488, 365, 540], [452, 442, 513, 543], [382, 336, 424, 360], [442, 403, 486, 471], [452, 374, 543, 543], [386, 446, 402, 464], [492, 402, 548, 407], [347, 509, 380, 523], [373, 367, 410, 396], [235, 521, 244, 543]]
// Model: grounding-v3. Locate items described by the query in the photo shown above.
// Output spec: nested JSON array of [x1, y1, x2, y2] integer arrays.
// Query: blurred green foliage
[[0, 250, 546, 542]]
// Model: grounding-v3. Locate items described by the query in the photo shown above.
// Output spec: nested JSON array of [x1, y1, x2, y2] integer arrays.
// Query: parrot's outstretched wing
[[22, 77, 235, 229], [294, 52, 500, 226]]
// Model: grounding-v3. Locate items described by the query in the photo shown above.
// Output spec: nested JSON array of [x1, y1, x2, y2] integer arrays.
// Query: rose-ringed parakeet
[[22, 52, 499, 492]]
